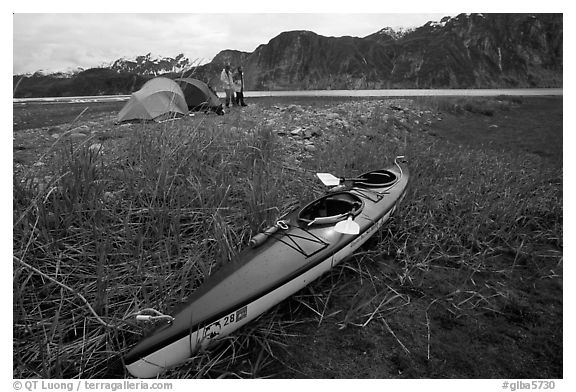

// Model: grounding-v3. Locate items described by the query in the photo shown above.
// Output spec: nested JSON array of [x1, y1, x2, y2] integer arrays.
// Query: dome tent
[[117, 77, 189, 122], [175, 78, 224, 115]]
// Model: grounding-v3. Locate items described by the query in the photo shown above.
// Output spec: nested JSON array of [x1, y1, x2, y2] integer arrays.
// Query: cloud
[[14, 14, 239, 72]]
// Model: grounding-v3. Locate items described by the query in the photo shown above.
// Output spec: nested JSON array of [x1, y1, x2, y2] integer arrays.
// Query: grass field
[[12, 95, 562, 379]]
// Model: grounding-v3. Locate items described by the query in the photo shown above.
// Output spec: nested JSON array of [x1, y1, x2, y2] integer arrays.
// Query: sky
[[12, 0, 566, 75], [13, 12, 453, 75]]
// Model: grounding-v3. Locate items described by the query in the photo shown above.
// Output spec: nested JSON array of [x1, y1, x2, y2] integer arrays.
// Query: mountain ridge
[[13, 13, 562, 98]]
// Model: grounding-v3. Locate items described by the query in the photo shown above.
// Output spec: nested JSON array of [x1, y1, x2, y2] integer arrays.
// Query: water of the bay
[[13, 88, 562, 104]]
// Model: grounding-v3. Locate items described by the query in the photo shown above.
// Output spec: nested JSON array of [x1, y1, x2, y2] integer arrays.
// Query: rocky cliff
[[238, 13, 562, 89], [384, 13, 563, 88], [238, 31, 396, 90]]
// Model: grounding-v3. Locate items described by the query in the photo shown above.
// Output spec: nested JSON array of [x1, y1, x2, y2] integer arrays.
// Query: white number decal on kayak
[[223, 305, 249, 326], [223, 313, 235, 326], [203, 306, 249, 340]]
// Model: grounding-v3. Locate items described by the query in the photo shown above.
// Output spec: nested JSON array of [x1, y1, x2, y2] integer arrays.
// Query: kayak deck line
[[124, 158, 410, 378]]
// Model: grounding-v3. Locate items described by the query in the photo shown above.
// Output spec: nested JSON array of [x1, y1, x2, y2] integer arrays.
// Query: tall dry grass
[[13, 115, 318, 377]]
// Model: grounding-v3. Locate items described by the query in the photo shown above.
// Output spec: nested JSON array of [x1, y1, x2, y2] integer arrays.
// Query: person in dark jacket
[[234, 66, 247, 107]]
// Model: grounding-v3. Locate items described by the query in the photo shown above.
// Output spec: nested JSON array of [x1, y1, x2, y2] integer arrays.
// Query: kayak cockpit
[[354, 169, 397, 188], [298, 192, 363, 226]]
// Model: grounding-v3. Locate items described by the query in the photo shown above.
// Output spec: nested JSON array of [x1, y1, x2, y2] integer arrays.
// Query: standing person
[[220, 64, 235, 108], [234, 66, 247, 106]]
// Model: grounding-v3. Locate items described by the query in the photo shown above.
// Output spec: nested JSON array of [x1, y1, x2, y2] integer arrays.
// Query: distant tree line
[[13, 68, 153, 98]]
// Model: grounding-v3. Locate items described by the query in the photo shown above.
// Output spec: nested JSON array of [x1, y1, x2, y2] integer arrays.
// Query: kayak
[[125, 157, 409, 378]]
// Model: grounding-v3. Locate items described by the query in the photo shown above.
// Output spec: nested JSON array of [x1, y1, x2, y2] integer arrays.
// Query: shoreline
[[13, 88, 563, 104]]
